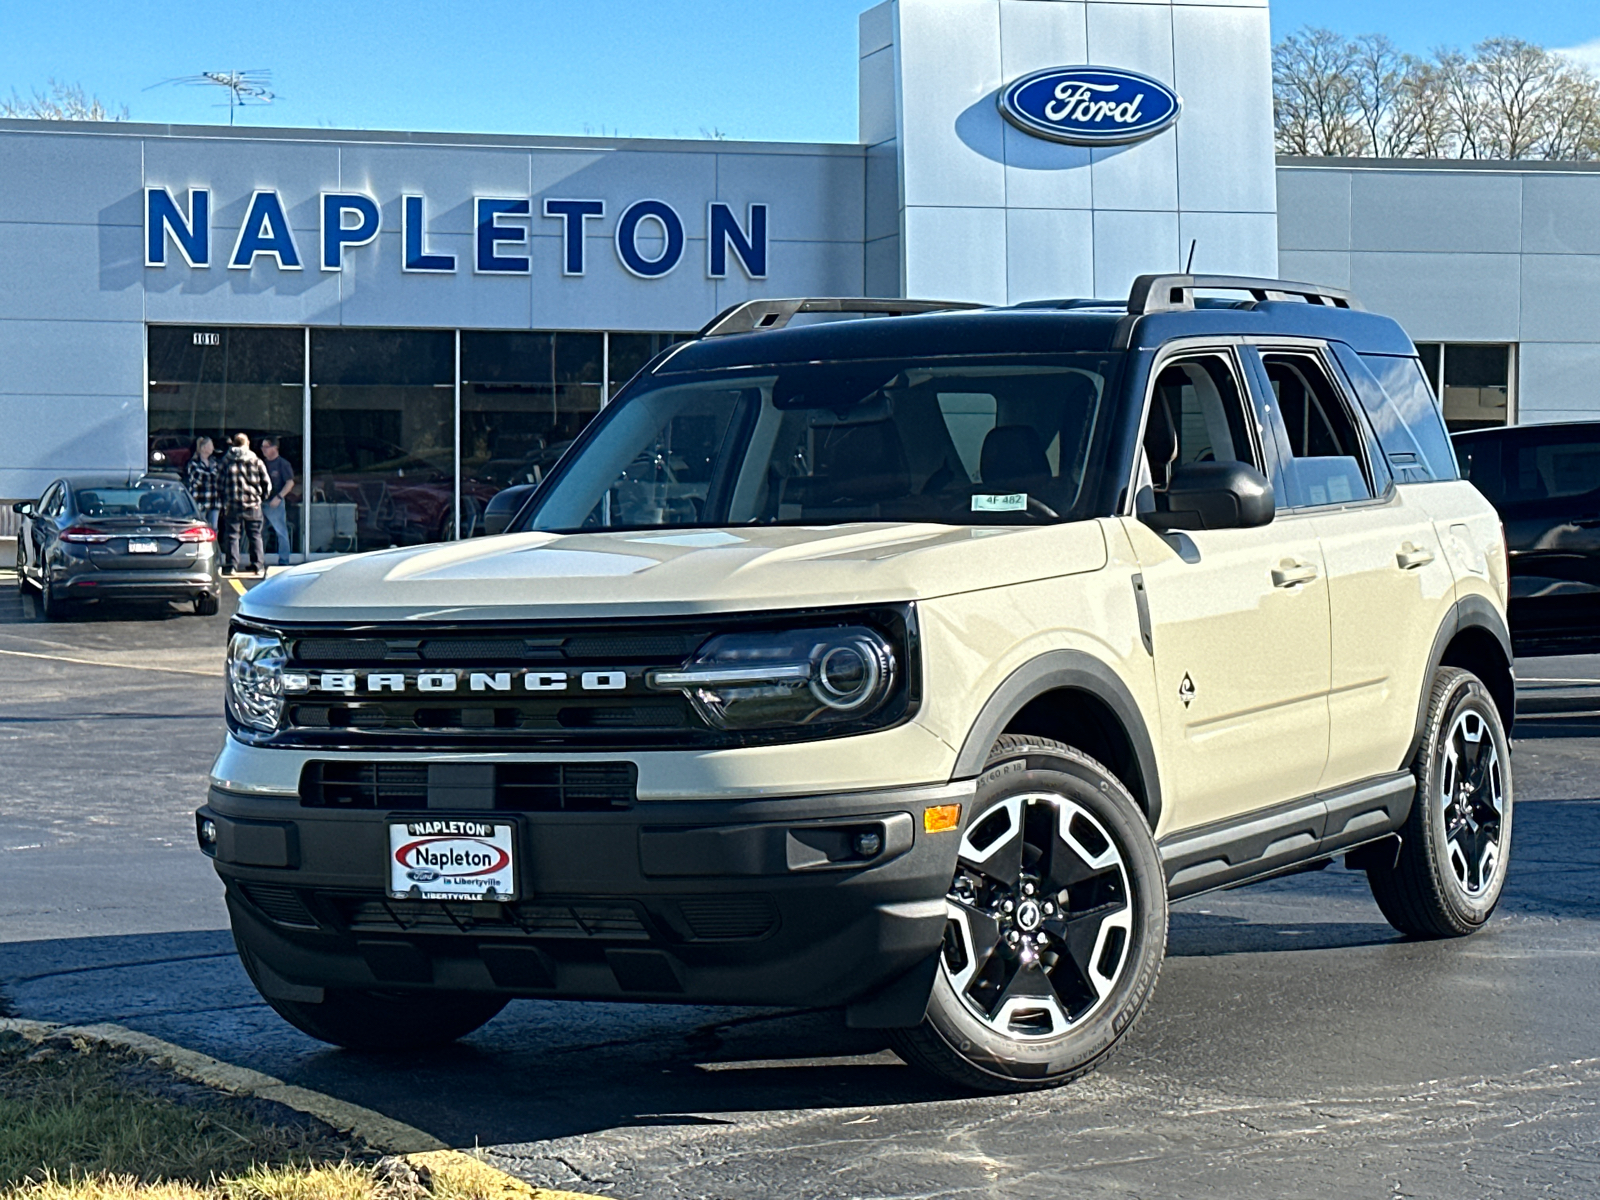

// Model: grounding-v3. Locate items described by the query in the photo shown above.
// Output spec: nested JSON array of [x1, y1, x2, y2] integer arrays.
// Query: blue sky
[[3, 1, 1597, 144]]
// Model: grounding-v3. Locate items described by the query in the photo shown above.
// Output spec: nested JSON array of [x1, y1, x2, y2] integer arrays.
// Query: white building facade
[[1, 0, 1595, 552]]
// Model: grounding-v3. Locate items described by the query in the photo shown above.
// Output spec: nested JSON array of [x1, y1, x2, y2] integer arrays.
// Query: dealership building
[[2, 0, 1598, 555]]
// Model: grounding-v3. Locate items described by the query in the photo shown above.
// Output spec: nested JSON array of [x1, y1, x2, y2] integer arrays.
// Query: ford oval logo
[[998, 66, 1182, 147]]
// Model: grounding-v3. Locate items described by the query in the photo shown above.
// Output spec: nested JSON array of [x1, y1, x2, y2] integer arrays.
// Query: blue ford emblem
[[998, 65, 1182, 146]]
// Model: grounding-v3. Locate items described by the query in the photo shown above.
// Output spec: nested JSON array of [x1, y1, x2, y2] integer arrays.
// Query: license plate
[[388, 819, 515, 901], [128, 540, 159, 554]]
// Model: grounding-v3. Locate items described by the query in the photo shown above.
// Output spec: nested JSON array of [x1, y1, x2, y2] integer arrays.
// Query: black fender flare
[[950, 650, 1162, 831], [1409, 594, 1515, 761]]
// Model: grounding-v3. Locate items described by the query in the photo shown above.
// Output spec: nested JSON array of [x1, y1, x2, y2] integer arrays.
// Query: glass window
[[72, 480, 197, 518], [147, 326, 304, 555], [1457, 428, 1600, 510], [1416, 343, 1442, 396], [309, 329, 455, 553], [460, 332, 603, 532], [608, 332, 694, 398], [1442, 343, 1511, 431], [1347, 350, 1459, 483], [1261, 352, 1375, 507], [522, 356, 1120, 532]]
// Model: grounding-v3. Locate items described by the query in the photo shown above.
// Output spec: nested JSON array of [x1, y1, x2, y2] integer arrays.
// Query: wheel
[[195, 592, 220, 616], [238, 943, 507, 1051], [14, 541, 32, 592], [890, 735, 1167, 1093], [41, 577, 73, 621], [1366, 667, 1512, 938]]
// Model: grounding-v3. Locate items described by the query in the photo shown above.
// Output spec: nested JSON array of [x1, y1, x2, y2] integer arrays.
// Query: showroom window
[[309, 329, 456, 554], [146, 327, 305, 558], [147, 325, 692, 557], [461, 332, 604, 504], [1414, 343, 1513, 432]]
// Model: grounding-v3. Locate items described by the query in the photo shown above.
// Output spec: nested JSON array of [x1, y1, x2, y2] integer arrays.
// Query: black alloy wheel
[[1367, 667, 1513, 937], [40, 576, 73, 621], [14, 540, 31, 592], [892, 736, 1166, 1092]]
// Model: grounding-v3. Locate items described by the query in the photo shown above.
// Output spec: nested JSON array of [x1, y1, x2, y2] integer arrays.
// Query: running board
[[1159, 772, 1415, 900]]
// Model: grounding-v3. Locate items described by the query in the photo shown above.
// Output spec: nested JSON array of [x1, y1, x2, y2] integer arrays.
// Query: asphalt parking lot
[[2, 559, 1597, 1199]]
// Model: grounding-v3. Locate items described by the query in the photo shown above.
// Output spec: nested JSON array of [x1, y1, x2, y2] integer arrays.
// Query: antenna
[[1184, 239, 1197, 273], [147, 70, 277, 125]]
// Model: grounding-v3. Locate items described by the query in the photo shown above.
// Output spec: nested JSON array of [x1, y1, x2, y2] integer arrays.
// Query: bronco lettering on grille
[[282, 668, 645, 695]]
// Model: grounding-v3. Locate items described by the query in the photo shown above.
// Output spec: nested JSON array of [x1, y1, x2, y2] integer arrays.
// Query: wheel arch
[[1411, 595, 1515, 761], [951, 651, 1162, 831]]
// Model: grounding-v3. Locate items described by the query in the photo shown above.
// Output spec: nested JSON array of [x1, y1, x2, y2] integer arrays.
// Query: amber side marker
[[924, 803, 961, 833]]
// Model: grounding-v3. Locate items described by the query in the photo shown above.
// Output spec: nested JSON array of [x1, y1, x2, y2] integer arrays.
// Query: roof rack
[[1127, 274, 1360, 315], [699, 297, 984, 338]]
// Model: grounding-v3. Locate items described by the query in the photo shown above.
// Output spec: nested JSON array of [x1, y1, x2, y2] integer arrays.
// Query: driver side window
[[1138, 354, 1259, 512]]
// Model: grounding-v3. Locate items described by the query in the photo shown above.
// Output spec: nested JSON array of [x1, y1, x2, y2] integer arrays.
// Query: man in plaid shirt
[[220, 432, 274, 575], [184, 436, 221, 530]]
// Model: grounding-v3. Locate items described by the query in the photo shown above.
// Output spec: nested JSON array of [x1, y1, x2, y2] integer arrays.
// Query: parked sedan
[[13, 475, 222, 620], [1455, 421, 1600, 656]]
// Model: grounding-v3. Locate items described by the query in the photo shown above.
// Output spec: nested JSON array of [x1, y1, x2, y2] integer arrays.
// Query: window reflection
[[1413, 342, 1512, 432], [310, 330, 455, 552]]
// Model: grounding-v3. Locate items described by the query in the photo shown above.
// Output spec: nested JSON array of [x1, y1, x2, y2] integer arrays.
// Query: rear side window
[[1260, 352, 1376, 508], [1341, 348, 1459, 483], [1457, 430, 1600, 509]]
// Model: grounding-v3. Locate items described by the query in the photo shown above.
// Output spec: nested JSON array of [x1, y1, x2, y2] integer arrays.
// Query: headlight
[[648, 626, 896, 730], [226, 631, 287, 733]]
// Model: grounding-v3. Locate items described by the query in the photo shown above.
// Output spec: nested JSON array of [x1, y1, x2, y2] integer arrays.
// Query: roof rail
[[1127, 274, 1360, 315], [699, 296, 984, 338]]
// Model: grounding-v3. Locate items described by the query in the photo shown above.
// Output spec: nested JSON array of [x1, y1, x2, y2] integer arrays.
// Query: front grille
[[300, 762, 429, 809], [238, 882, 320, 928], [336, 897, 651, 940], [299, 760, 637, 811]]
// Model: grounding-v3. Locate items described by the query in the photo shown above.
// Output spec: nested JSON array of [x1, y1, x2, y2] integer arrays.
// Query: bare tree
[[1, 79, 127, 121], [1275, 26, 1600, 161], [1272, 28, 1362, 156]]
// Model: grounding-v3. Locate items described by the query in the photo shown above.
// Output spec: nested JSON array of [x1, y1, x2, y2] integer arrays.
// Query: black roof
[[659, 290, 1417, 377]]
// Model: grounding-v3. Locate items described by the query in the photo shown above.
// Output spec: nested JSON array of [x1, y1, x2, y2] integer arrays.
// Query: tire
[[890, 735, 1167, 1093], [238, 942, 508, 1051], [14, 542, 33, 593], [1366, 667, 1513, 938], [195, 592, 220, 616], [41, 577, 73, 621]]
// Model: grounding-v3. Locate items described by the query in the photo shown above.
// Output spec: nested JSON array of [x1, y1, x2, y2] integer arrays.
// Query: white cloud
[[1555, 37, 1600, 73]]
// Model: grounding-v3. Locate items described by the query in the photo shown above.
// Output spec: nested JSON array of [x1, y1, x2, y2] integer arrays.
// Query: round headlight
[[813, 640, 884, 711], [225, 630, 287, 734]]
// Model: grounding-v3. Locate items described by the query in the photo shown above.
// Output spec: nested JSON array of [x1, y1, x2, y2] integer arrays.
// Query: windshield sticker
[[972, 493, 1028, 513]]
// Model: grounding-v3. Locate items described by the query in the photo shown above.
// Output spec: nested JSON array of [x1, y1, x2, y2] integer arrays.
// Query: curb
[[0, 1017, 609, 1200]]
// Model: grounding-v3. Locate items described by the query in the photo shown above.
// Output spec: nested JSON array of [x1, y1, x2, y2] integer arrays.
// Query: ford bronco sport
[[200, 275, 1514, 1092]]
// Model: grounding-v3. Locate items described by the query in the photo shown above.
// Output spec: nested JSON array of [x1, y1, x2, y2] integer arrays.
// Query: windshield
[[519, 355, 1123, 532], [74, 481, 198, 518]]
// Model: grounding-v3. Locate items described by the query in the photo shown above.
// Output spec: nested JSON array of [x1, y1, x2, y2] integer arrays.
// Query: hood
[[239, 521, 1110, 624]]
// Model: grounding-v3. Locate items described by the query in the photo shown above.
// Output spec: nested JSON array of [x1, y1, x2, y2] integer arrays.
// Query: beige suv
[[201, 277, 1513, 1093]]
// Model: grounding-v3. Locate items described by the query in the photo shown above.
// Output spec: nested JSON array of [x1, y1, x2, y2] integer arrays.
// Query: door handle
[[1272, 559, 1319, 588], [1396, 543, 1435, 570]]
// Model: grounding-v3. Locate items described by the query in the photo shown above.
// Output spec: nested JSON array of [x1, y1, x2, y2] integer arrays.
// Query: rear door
[[1246, 344, 1455, 789], [1120, 344, 1332, 832]]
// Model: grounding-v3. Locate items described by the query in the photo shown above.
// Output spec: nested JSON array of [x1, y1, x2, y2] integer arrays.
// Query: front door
[[1121, 348, 1332, 833]]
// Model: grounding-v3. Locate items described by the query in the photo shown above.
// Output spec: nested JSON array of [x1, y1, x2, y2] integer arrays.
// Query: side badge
[[1178, 673, 1196, 708]]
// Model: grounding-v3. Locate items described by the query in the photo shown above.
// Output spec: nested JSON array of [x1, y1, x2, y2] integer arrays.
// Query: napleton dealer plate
[[387, 819, 515, 901]]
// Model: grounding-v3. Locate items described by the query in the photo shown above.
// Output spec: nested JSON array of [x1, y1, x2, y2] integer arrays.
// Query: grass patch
[[0, 1030, 350, 1190], [0, 1032, 587, 1200]]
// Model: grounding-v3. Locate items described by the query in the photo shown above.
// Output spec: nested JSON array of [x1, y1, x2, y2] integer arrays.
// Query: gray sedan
[[13, 475, 222, 619]]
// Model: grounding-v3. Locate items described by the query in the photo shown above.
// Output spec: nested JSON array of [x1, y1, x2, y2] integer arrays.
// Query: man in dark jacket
[[220, 433, 273, 575]]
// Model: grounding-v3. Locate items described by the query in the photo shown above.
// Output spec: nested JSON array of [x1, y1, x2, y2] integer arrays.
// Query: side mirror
[[481, 483, 539, 537], [11, 501, 33, 516], [1142, 461, 1275, 532]]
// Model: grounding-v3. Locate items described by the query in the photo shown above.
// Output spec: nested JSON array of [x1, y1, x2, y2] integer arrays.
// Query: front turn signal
[[924, 804, 961, 833]]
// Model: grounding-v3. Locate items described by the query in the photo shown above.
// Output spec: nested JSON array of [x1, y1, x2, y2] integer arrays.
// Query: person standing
[[260, 437, 296, 567], [220, 432, 273, 576], [185, 436, 221, 531]]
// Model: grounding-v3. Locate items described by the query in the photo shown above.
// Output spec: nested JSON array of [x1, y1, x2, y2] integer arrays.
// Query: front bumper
[[199, 778, 970, 1019]]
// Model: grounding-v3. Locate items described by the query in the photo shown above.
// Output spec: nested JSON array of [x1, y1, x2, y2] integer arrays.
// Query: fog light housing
[[197, 816, 219, 854], [853, 829, 884, 858]]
